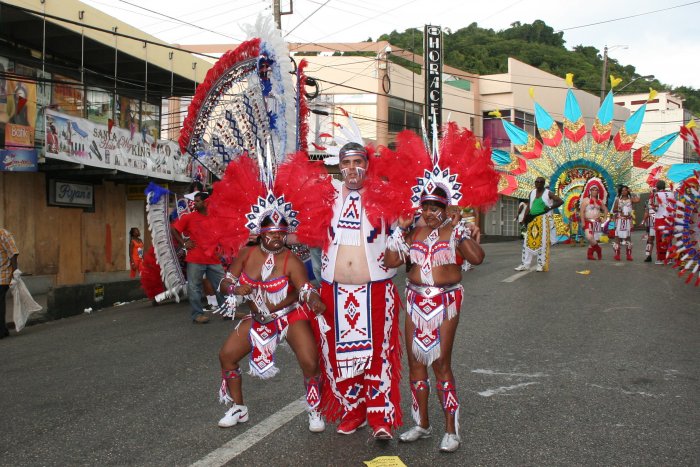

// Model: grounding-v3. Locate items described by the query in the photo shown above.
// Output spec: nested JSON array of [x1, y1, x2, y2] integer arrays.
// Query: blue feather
[[145, 182, 170, 204]]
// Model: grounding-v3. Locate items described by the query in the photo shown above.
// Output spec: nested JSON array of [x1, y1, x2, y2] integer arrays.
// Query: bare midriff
[[333, 243, 371, 284]]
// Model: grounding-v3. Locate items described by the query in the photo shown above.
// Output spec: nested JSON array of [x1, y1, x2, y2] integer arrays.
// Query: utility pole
[[599, 45, 608, 104], [273, 0, 281, 29]]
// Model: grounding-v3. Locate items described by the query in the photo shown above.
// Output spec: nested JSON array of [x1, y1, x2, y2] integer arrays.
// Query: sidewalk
[[4, 271, 146, 329]]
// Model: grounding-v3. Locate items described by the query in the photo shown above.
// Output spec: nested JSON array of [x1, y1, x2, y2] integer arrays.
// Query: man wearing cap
[[315, 142, 402, 441]]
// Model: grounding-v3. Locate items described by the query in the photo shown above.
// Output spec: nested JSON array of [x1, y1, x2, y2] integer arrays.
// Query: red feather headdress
[[387, 123, 499, 214]]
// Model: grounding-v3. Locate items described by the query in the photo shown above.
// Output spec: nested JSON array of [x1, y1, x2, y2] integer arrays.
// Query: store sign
[[424, 25, 443, 147], [0, 149, 38, 171], [48, 180, 94, 208], [44, 109, 191, 182]]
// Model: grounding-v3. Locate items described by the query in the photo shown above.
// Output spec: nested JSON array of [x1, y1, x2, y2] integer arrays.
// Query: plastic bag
[[9, 270, 42, 333]]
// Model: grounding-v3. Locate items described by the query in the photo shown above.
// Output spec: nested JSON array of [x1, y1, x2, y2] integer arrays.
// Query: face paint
[[436, 210, 444, 221]]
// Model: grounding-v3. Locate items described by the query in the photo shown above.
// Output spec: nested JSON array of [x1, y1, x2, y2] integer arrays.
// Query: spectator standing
[[0, 227, 19, 338], [170, 192, 224, 323]]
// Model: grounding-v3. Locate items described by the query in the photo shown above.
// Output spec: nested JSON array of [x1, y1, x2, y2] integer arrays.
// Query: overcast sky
[[82, 0, 700, 88]]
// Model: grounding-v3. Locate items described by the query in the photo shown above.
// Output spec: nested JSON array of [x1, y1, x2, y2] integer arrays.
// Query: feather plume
[[139, 246, 165, 300], [207, 156, 267, 258], [439, 124, 500, 208], [274, 151, 335, 248]]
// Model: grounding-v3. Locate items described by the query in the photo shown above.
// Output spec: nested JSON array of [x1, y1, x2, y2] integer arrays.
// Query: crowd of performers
[[137, 127, 698, 454], [135, 18, 699, 453], [140, 122, 500, 453], [514, 175, 685, 271]]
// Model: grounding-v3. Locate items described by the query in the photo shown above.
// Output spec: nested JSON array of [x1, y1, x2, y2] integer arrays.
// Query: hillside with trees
[[377, 20, 699, 116]]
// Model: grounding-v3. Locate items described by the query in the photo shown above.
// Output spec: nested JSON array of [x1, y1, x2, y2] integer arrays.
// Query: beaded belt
[[406, 281, 463, 298], [251, 303, 297, 324]]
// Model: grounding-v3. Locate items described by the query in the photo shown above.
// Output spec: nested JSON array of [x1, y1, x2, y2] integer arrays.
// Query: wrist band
[[299, 282, 320, 303]]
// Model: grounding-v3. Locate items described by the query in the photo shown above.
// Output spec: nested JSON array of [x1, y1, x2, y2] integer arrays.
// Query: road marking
[[478, 382, 539, 397], [502, 270, 531, 282], [191, 397, 306, 467]]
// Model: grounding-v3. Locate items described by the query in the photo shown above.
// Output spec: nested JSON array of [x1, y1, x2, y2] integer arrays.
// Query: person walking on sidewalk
[[0, 227, 19, 339], [171, 192, 224, 323]]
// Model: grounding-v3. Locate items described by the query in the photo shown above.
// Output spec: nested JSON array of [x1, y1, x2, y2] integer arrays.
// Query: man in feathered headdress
[[315, 141, 403, 441], [580, 178, 609, 260]]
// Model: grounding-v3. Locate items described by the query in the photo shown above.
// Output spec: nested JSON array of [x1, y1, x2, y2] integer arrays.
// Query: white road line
[[191, 397, 306, 467], [502, 270, 531, 282], [478, 382, 539, 397]]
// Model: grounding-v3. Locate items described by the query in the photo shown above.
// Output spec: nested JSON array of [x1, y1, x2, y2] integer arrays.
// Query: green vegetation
[[377, 20, 699, 116]]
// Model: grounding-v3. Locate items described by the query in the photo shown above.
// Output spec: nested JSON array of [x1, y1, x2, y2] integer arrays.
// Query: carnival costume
[[491, 82, 659, 245], [385, 123, 499, 451], [581, 178, 608, 261], [613, 195, 634, 261], [664, 123, 700, 284], [652, 187, 675, 263], [176, 16, 334, 429], [518, 187, 557, 271], [310, 111, 416, 438]]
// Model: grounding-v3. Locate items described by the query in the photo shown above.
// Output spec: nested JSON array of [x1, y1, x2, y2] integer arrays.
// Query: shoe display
[[193, 314, 210, 324], [399, 425, 432, 443], [372, 426, 392, 440], [514, 264, 528, 271], [336, 416, 367, 434], [218, 404, 249, 428], [308, 410, 325, 433], [439, 433, 461, 452]]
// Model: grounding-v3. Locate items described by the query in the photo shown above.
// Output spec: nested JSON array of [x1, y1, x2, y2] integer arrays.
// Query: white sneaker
[[399, 425, 432, 442], [308, 410, 325, 433], [439, 432, 461, 452], [655, 260, 664, 265], [218, 404, 249, 428], [535, 265, 544, 272], [514, 264, 528, 271]]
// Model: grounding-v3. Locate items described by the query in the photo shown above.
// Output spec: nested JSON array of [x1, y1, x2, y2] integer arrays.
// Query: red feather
[[296, 59, 311, 152], [139, 247, 165, 299], [179, 39, 261, 153], [206, 156, 266, 258], [274, 151, 336, 248], [438, 124, 500, 209], [365, 131, 431, 225]]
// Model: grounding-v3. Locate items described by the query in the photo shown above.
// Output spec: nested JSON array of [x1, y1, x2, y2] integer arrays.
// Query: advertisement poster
[[0, 56, 9, 123], [35, 70, 52, 143], [117, 96, 140, 132], [45, 109, 190, 181], [0, 148, 38, 171], [52, 74, 84, 117]]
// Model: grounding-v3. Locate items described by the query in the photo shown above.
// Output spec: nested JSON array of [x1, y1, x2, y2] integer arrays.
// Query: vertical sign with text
[[424, 25, 443, 150]]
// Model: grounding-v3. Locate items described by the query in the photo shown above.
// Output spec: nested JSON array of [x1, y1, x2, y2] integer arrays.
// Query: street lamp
[[599, 44, 628, 103], [616, 74, 655, 93]]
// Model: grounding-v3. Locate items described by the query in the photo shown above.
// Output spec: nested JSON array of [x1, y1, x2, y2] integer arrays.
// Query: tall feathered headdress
[[207, 151, 335, 256], [179, 16, 297, 179], [384, 121, 500, 215], [582, 177, 608, 205]]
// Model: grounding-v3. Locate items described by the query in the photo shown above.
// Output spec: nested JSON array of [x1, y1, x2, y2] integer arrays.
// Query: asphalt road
[[1, 233, 698, 466]]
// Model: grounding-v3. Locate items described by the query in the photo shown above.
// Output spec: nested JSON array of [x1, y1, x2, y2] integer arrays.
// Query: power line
[[557, 0, 700, 32], [285, 0, 332, 37]]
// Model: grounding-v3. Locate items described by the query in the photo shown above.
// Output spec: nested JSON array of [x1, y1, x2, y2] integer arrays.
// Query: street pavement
[[0, 232, 698, 466]]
